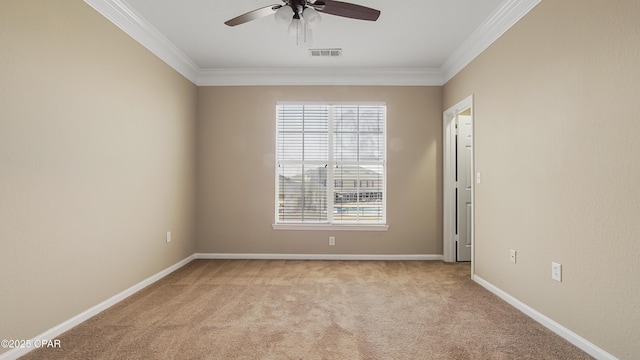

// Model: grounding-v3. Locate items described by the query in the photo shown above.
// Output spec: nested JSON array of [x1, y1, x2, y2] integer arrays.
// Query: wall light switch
[[476, 172, 482, 184], [510, 249, 517, 264], [166, 231, 172, 244]]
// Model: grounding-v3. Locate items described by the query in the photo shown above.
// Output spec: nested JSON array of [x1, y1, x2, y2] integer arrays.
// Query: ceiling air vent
[[309, 48, 342, 58]]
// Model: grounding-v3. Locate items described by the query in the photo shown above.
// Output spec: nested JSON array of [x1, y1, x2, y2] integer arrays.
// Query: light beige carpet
[[21, 260, 592, 359]]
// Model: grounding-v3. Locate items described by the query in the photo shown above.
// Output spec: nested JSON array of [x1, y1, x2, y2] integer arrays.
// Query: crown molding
[[197, 67, 444, 86], [440, 0, 542, 84], [83, 0, 200, 83], [84, 0, 540, 86]]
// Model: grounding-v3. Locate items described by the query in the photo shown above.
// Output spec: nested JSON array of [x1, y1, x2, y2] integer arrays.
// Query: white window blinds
[[276, 103, 386, 225]]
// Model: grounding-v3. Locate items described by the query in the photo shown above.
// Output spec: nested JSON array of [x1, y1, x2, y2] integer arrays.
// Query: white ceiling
[[84, 0, 541, 85]]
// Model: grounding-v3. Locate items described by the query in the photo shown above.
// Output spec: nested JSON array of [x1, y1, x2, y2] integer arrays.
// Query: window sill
[[272, 224, 389, 231]]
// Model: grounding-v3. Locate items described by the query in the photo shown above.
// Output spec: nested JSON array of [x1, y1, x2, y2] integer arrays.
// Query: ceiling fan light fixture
[[287, 17, 312, 46], [303, 7, 321, 29], [226, 0, 378, 47], [287, 17, 302, 36], [275, 5, 294, 27]]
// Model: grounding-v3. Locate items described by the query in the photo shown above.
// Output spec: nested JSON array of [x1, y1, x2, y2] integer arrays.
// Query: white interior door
[[456, 114, 472, 262], [443, 95, 473, 268]]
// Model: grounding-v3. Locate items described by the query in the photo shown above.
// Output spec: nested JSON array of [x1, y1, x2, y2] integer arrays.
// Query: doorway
[[443, 95, 474, 268]]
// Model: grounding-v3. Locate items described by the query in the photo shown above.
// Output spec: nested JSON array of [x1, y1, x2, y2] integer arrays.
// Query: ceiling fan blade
[[314, 0, 380, 21], [224, 5, 281, 26]]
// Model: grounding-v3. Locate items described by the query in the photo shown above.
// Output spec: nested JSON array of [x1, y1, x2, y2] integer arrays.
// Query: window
[[275, 103, 386, 229]]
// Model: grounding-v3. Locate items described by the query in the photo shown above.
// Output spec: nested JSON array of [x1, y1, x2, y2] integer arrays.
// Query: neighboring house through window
[[275, 103, 387, 229]]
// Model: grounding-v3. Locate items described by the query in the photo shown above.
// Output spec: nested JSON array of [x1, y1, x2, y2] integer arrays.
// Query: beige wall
[[4, 0, 636, 357], [196, 86, 442, 255], [443, 0, 640, 358], [0, 0, 197, 350]]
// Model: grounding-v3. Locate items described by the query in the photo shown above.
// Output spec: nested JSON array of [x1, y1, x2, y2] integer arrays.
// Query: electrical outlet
[[166, 231, 172, 244], [552, 262, 562, 282], [329, 236, 335, 246], [510, 249, 517, 264]]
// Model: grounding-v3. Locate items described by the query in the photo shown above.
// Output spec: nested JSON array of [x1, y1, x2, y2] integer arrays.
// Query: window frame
[[272, 101, 389, 231]]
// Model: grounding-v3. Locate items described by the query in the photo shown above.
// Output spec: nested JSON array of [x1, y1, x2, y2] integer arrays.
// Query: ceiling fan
[[225, 0, 381, 45]]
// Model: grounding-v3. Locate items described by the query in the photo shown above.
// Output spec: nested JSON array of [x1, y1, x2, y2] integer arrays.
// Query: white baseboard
[[0, 253, 441, 360], [4, 256, 612, 360], [0, 254, 195, 360], [7, 255, 616, 360], [473, 275, 618, 360], [194, 253, 443, 261]]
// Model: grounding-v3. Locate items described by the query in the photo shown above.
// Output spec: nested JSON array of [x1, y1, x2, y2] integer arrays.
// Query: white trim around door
[[443, 95, 475, 273]]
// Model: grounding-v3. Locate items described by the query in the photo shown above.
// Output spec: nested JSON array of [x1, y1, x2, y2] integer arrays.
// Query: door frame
[[443, 95, 475, 272]]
